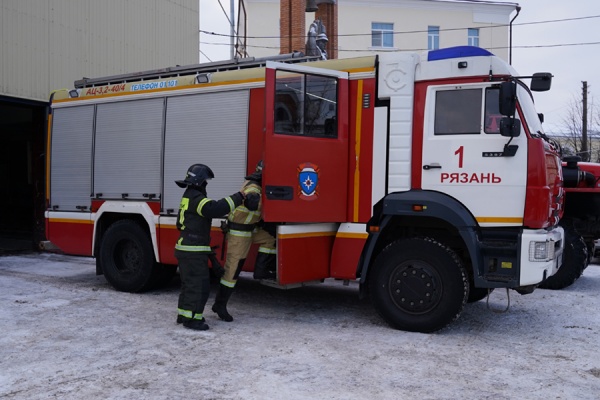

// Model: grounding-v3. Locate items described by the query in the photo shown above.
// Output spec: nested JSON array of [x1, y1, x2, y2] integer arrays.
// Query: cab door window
[[434, 89, 482, 135], [274, 71, 338, 138], [484, 87, 502, 134]]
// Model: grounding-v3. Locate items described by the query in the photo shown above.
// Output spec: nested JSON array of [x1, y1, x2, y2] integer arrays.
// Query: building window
[[468, 28, 479, 47], [372, 23, 394, 48], [428, 26, 440, 50]]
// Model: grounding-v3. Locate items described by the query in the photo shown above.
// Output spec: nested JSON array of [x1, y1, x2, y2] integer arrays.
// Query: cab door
[[420, 84, 528, 227], [263, 61, 349, 222]]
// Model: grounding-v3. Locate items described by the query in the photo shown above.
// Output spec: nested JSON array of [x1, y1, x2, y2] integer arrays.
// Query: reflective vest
[[227, 180, 262, 235]]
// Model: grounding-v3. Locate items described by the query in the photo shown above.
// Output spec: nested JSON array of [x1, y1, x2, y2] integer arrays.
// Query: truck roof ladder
[[74, 52, 320, 88]]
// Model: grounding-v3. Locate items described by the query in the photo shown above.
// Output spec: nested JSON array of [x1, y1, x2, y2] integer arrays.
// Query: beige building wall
[[0, 0, 199, 101], [243, 1, 282, 55], [244, 0, 516, 61]]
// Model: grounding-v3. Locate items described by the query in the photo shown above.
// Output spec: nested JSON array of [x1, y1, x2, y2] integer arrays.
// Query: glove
[[230, 191, 245, 208], [244, 192, 260, 211]]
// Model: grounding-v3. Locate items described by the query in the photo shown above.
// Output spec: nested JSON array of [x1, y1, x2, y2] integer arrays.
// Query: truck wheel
[[99, 220, 158, 292], [538, 225, 587, 290], [584, 242, 593, 270], [369, 237, 468, 333]]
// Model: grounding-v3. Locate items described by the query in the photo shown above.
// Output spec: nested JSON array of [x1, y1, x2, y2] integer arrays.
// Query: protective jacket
[[227, 179, 262, 232], [176, 187, 243, 253]]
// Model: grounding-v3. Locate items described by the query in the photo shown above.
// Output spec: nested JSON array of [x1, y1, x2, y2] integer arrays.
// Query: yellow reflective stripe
[[220, 278, 236, 288], [232, 206, 261, 224], [244, 211, 260, 224], [229, 230, 252, 238], [192, 313, 204, 320], [258, 246, 276, 254], [179, 197, 189, 228], [175, 244, 212, 252], [197, 198, 211, 217], [476, 216, 523, 224], [225, 196, 235, 211], [244, 187, 260, 194], [353, 79, 363, 222], [178, 308, 193, 318]]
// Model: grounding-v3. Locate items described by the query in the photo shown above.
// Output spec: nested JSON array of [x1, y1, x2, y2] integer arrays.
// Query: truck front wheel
[[99, 220, 158, 292], [369, 237, 469, 333]]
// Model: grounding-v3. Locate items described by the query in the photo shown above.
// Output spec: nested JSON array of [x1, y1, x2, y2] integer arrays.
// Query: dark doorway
[[0, 96, 47, 253]]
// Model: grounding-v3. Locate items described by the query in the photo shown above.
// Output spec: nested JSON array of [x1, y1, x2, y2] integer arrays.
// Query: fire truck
[[46, 46, 564, 333], [539, 157, 600, 289]]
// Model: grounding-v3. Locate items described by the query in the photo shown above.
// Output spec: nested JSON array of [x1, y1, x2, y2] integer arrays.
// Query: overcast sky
[[199, 0, 600, 133]]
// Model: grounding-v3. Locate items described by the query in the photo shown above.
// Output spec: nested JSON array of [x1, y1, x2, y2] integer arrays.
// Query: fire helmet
[[245, 160, 263, 182], [175, 164, 214, 188]]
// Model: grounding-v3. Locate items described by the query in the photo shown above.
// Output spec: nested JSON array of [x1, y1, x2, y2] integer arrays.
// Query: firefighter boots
[[253, 253, 276, 280], [212, 284, 234, 322], [183, 317, 209, 331]]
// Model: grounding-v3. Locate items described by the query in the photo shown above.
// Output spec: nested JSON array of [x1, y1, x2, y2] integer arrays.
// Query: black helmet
[[175, 164, 214, 188], [245, 160, 263, 182]]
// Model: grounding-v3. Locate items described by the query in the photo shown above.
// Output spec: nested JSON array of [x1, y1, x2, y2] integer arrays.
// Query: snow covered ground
[[1, 252, 599, 399]]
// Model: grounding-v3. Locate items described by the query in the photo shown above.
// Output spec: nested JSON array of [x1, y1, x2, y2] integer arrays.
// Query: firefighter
[[211, 160, 276, 322], [174, 163, 245, 331]]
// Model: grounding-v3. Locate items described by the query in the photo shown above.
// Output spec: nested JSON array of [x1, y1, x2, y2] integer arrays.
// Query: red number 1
[[455, 146, 464, 168]]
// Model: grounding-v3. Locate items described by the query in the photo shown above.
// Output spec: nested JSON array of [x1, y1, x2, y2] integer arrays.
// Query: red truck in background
[[542, 157, 600, 289]]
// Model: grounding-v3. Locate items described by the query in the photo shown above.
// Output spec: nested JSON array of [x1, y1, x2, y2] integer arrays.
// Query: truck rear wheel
[[99, 220, 159, 292], [369, 237, 468, 333], [538, 223, 587, 290]]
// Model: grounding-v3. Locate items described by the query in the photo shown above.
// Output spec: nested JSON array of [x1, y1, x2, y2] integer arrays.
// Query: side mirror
[[499, 81, 517, 116], [500, 117, 521, 137], [531, 72, 552, 92]]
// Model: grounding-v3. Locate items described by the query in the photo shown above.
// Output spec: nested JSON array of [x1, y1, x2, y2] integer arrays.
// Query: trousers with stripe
[[222, 228, 275, 286], [176, 251, 210, 320]]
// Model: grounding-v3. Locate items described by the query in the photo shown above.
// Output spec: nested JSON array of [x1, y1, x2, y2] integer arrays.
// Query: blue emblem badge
[[297, 162, 320, 200]]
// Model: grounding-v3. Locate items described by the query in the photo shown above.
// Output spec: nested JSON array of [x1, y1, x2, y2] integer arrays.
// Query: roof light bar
[[428, 46, 493, 61]]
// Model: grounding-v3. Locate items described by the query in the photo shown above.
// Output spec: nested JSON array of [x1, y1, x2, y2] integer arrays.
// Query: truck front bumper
[[519, 226, 564, 286]]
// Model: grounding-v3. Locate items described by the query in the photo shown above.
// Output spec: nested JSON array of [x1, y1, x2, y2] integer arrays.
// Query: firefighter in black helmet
[[174, 163, 245, 331], [211, 160, 276, 322]]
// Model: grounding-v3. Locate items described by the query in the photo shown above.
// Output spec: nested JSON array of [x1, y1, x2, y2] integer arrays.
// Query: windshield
[[517, 83, 544, 136]]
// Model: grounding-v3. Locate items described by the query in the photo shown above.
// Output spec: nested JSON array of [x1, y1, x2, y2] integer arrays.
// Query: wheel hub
[[389, 262, 441, 314], [115, 240, 141, 274]]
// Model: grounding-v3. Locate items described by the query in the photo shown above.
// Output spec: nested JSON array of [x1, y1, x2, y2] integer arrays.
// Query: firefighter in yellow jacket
[[174, 163, 245, 331], [212, 160, 276, 322]]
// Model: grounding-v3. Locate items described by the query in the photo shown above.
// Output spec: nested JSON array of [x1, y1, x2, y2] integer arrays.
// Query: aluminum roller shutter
[[163, 90, 250, 214], [50, 106, 94, 211], [94, 98, 164, 200]]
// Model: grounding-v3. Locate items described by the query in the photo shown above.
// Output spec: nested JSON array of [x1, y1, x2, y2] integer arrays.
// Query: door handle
[[265, 185, 293, 200], [423, 164, 442, 170]]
